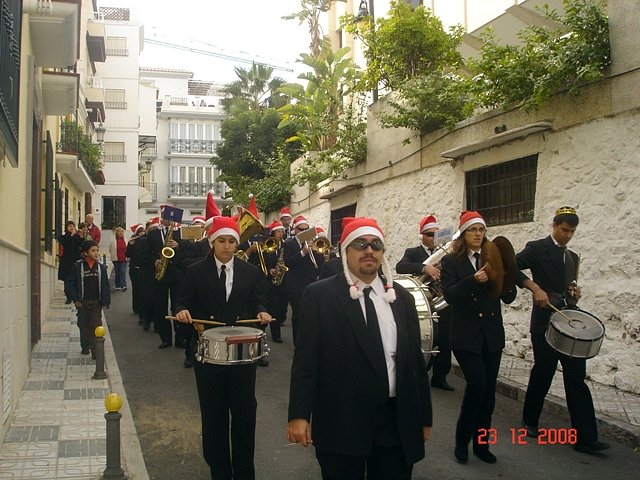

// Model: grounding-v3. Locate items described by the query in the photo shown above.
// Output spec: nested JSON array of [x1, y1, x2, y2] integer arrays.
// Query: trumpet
[[255, 237, 279, 276], [310, 237, 330, 256]]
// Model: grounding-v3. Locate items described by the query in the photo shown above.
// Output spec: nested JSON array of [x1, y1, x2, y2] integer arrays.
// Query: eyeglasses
[[466, 227, 486, 234], [422, 232, 435, 237], [350, 239, 384, 251]]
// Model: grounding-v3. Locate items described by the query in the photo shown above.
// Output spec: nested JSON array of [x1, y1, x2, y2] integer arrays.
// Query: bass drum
[[394, 275, 439, 368], [545, 308, 605, 359]]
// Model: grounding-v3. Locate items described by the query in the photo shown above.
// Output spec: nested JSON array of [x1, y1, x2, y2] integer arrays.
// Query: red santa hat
[[315, 226, 328, 238], [458, 210, 486, 233], [292, 215, 309, 229], [339, 217, 396, 303], [419, 215, 439, 233], [191, 216, 206, 226], [206, 216, 240, 245], [205, 191, 221, 219], [148, 217, 160, 230], [279, 207, 292, 219], [130, 223, 144, 234], [268, 220, 285, 232]]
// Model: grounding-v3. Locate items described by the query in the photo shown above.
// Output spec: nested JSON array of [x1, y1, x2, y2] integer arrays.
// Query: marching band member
[[288, 217, 432, 479], [279, 207, 294, 238], [174, 216, 272, 480], [516, 207, 609, 454], [264, 220, 287, 344], [283, 215, 325, 344], [126, 224, 145, 319], [396, 215, 454, 391], [441, 211, 516, 464]]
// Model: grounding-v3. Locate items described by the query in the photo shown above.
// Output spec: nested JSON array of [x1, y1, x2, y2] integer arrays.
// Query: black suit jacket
[[175, 255, 268, 326], [516, 236, 580, 333], [441, 253, 516, 354], [396, 245, 430, 276], [288, 274, 432, 463], [146, 226, 182, 285], [282, 237, 324, 295]]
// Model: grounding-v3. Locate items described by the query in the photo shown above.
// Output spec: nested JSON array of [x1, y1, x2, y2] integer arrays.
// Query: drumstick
[[546, 303, 574, 323], [165, 316, 225, 326], [236, 319, 264, 324]]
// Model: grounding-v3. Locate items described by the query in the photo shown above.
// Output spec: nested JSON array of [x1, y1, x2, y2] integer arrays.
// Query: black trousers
[[76, 300, 102, 351], [288, 292, 303, 345], [267, 284, 288, 340], [194, 362, 257, 480], [315, 399, 412, 480], [431, 308, 452, 383], [522, 330, 598, 443], [453, 344, 501, 450], [129, 266, 141, 315], [153, 281, 188, 345]]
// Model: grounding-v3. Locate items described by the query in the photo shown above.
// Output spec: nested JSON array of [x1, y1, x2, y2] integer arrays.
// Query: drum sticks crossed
[[165, 316, 267, 326]]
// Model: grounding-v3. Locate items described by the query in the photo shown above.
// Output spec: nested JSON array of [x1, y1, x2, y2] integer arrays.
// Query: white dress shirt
[[214, 257, 234, 301]]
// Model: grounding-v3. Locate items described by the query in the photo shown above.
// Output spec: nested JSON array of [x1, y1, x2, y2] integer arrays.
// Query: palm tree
[[221, 62, 287, 113], [282, 0, 332, 58]]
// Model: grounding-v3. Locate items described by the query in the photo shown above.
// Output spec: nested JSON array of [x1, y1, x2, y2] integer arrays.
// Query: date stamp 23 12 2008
[[477, 428, 578, 446]]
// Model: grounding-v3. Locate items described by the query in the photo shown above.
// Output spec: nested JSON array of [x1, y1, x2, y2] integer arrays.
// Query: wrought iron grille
[[0, 0, 21, 165], [465, 155, 538, 226], [169, 139, 217, 154], [169, 182, 222, 197]]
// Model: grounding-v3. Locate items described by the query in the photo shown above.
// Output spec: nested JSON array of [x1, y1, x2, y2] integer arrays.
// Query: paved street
[[107, 288, 639, 480]]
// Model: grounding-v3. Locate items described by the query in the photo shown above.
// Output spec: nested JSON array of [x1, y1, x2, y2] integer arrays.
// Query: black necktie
[[363, 287, 389, 403], [219, 265, 227, 302], [473, 252, 481, 271]]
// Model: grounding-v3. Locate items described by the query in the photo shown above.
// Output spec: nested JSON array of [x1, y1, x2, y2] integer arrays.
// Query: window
[[105, 89, 127, 109], [106, 36, 128, 56], [465, 155, 538, 226], [330, 204, 357, 247], [103, 142, 126, 162], [0, 0, 21, 166], [102, 196, 126, 230], [43, 132, 54, 253]]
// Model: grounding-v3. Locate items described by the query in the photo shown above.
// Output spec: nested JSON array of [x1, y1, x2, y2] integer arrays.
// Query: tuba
[[155, 222, 175, 281]]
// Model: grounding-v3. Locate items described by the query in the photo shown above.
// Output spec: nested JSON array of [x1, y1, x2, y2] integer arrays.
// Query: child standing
[[66, 240, 111, 357]]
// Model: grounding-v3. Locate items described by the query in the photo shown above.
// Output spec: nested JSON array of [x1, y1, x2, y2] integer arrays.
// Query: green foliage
[[282, 0, 332, 58], [58, 119, 103, 178], [213, 108, 302, 212], [468, 0, 611, 111], [342, 0, 464, 91], [291, 92, 368, 187], [220, 62, 287, 113]]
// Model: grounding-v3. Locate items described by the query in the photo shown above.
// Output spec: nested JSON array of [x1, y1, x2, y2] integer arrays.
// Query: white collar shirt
[[355, 276, 398, 398], [214, 257, 234, 301], [467, 248, 482, 271]]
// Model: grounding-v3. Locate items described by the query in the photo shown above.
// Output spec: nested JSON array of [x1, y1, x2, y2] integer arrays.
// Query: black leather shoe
[[81, 348, 90, 355], [431, 380, 455, 391], [142, 321, 150, 331], [183, 357, 193, 368], [573, 440, 610, 454], [257, 357, 269, 367], [454, 445, 468, 464], [522, 422, 539, 438], [473, 448, 497, 464], [158, 342, 172, 349], [272, 337, 283, 344]]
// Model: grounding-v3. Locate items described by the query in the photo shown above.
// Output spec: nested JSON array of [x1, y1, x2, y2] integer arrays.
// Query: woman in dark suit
[[58, 221, 81, 303], [441, 211, 516, 465]]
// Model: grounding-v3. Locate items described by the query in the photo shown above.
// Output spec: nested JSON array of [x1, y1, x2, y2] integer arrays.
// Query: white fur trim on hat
[[208, 227, 240, 245], [420, 221, 439, 233], [459, 217, 486, 233], [340, 226, 384, 255]]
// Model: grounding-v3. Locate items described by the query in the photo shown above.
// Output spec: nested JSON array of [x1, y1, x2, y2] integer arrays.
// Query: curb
[[451, 364, 640, 450]]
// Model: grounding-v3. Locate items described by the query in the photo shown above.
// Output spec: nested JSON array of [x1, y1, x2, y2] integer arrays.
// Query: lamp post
[[355, 0, 378, 102]]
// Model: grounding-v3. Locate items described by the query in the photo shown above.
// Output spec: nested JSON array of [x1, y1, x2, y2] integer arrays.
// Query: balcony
[[169, 139, 217, 155], [56, 119, 102, 191], [24, 0, 81, 68], [85, 77, 105, 124], [86, 18, 106, 63], [41, 71, 78, 115], [168, 182, 224, 198], [138, 181, 157, 205]]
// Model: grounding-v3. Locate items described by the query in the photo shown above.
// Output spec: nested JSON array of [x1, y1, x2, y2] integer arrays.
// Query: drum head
[[204, 326, 263, 339], [549, 309, 604, 341]]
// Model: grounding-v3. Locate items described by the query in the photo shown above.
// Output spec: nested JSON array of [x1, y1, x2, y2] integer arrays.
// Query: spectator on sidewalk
[[58, 220, 81, 304], [66, 240, 110, 358], [110, 227, 128, 291], [86, 213, 101, 245]]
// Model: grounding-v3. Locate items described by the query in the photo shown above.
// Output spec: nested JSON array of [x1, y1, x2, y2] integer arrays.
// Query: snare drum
[[195, 326, 267, 365], [545, 308, 605, 359], [394, 275, 440, 367]]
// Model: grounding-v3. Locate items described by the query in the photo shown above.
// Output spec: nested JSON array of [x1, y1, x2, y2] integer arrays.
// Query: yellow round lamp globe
[[95, 326, 106, 337], [104, 393, 123, 412]]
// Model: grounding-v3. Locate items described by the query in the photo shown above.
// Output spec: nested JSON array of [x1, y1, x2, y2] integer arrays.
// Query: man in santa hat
[[396, 215, 454, 391], [288, 217, 432, 479], [282, 215, 325, 343], [174, 216, 272, 480], [279, 207, 293, 239]]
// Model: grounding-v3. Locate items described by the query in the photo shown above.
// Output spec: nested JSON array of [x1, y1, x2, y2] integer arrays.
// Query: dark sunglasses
[[422, 232, 435, 237], [350, 239, 384, 251]]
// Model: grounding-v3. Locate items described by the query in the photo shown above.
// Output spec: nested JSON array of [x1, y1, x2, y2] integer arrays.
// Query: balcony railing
[[169, 139, 217, 154], [169, 182, 224, 198], [106, 101, 127, 109], [87, 76, 103, 88], [139, 181, 157, 201], [106, 48, 128, 56], [104, 154, 126, 163], [170, 97, 188, 106]]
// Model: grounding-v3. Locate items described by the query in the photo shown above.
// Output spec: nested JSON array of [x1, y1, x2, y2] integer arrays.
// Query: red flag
[[206, 190, 220, 219], [247, 193, 259, 217]]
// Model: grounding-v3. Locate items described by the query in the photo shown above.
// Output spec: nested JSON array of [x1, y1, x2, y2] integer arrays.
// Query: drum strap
[[563, 249, 575, 293], [363, 287, 389, 403]]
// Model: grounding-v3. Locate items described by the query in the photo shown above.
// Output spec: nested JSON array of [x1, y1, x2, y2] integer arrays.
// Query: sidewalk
[[0, 294, 149, 479], [1, 295, 639, 480]]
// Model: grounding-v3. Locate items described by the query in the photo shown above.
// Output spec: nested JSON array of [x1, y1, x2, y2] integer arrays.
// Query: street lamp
[[354, 0, 378, 102], [356, 0, 370, 20]]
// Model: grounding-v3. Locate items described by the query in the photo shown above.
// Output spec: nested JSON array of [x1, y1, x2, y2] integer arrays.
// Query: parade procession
[[1, 1, 639, 480]]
